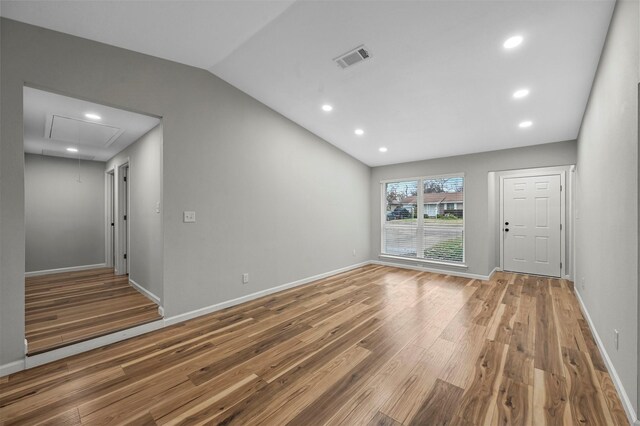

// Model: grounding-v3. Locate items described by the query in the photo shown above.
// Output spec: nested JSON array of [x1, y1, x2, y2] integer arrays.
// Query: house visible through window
[[383, 175, 464, 263]]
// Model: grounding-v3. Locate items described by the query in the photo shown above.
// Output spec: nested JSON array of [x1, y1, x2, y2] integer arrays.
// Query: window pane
[[381, 176, 464, 263], [384, 181, 418, 224], [383, 180, 418, 257], [422, 176, 464, 262], [384, 225, 418, 257]]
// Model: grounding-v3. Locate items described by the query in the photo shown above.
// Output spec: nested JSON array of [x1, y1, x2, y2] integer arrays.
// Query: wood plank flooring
[[25, 268, 162, 355], [3, 265, 627, 425]]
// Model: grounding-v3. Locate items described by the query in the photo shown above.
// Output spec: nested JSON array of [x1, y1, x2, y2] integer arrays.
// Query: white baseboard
[[487, 267, 498, 280], [0, 359, 25, 377], [1, 260, 372, 377], [371, 259, 496, 281], [164, 261, 371, 326], [24, 319, 164, 369], [25, 263, 107, 277], [574, 289, 638, 425], [129, 278, 161, 306], [0, 260, 540, 379]]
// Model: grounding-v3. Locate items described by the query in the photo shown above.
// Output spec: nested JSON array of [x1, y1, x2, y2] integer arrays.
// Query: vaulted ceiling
[[2, 0, 615, 166]]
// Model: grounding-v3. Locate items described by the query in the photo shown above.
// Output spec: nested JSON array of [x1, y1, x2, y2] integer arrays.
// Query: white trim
[[164, 261, 371, 326], [379, 254, 467, 269], [105, 167, 115, 268], [372, 259, 496, 281], [24, 319, 164, 369], [25, 263, 107, 277], [115, 160, 130, 276], [380, 171, 466, 184], [498, 166, 570, 278], [379, 182, 385, 255], [6, 261, 369, 376], [5, 259, 494, 377], [381, 174, 466, 264], [0, 359, 26, 377], [129, 278, 161, 306], [574, 289, 639, 426]]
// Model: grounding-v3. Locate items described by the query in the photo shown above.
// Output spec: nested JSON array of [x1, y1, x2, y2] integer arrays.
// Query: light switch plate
[[183, 211, 196, 223]]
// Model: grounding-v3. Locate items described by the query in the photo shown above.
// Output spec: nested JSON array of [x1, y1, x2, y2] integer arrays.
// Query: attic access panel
[[46, 114, 124, 147]]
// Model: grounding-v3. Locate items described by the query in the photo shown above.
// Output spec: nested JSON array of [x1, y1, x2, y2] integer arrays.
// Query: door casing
[[115, 161, 130, 276], [105, 168, 115, 268], [499, 167, 568, 278]]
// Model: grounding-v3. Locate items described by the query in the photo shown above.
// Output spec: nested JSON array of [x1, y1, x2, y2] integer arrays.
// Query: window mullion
[[416, 179, 424, 258]]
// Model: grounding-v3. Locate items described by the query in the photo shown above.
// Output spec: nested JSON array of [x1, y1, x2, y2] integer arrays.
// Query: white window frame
[[380, 172, 466, 267]]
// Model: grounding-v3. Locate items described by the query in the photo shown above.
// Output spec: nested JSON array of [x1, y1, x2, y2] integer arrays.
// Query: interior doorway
[[23, 86, 163, 355], [116, 162, 129, 275], [106, 169, 115, 268], [500, 171, 566, 277]]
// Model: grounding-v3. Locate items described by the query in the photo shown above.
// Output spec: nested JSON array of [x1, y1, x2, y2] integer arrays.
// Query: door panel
[[503, 174, 561, 277]]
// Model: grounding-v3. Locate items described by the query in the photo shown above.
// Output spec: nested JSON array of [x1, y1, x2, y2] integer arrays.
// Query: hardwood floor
[[3, 265, 627, 425], [25, 268, 162, 355]]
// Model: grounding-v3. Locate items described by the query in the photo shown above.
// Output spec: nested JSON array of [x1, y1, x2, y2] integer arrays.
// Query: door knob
[[504, 228, 509, 232], [505, 222, 509, 225]]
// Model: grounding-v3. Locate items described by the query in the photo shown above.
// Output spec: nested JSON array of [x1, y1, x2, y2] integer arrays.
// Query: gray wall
[[25, 154, 105, 272], [370, 141, 577, 277], [575, 0, 639, 415], [0, 19, 370, 366], [106, 124, 163, 302]]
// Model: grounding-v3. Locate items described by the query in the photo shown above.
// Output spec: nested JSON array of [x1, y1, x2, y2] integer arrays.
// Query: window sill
[[378, 254, 468, 269]]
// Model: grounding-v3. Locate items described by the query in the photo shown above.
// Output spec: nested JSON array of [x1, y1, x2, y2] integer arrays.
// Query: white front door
[[503, 174, 561, 277]]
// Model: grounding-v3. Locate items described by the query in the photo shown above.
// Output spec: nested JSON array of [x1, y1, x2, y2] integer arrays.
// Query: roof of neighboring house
[[393, 191, 463, 205]]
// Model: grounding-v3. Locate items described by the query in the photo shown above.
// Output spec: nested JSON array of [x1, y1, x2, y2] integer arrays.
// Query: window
[[383, 175, 464, 263]]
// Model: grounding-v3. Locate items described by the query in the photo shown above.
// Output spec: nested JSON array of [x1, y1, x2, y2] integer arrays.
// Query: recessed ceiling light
[[513, 88, 530, 99], [503, 35, 523, 49], [66, 147, 78, 152], [84, 113, 101, 120], [321, 104, 333, 112], [519, 121, 533, 128], [379, 147, 388, 153], [354, 128, 364, 136]]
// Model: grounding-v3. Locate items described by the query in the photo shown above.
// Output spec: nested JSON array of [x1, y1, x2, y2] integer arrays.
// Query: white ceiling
[[4, 1, 615, 166], [24, 87, 160, 161]]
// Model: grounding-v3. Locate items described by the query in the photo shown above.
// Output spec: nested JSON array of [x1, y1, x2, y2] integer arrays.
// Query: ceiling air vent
[[334, 45, 371, 69]]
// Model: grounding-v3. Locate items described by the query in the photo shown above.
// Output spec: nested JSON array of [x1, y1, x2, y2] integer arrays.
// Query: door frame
[[499, 166, 571, 278], [115, 160, 130, 275], [105, 168, 116, 268]]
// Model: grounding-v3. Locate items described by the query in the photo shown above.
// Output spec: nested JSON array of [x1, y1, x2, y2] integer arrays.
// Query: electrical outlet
[[183, 211, 196, 223], [352, 249, 356, 257], [581, 277, 586, 290], [614, 329, 619, 350], [242, 273, 249, 284]]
